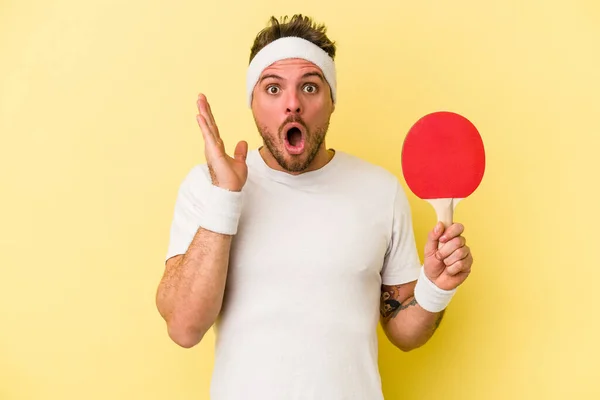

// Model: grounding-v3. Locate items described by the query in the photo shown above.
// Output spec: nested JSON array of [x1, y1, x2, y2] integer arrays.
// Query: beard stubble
[[257, 114, 330, 173]]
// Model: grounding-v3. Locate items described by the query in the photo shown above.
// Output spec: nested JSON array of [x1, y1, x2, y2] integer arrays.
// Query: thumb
[[424, 221, 445, 257], [233, 140, 248, 162]]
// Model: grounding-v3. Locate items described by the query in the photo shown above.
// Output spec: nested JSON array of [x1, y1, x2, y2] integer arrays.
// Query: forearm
[[381, 296, 445, 351], [156, 227, 232, 347]]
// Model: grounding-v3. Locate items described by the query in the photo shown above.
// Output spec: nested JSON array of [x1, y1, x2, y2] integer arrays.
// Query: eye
[[303, 84, 318, 93], [266, 85, 280, 94]]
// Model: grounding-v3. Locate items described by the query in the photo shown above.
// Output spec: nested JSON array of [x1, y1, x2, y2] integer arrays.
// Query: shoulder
[[334, 151, 412, 212], [334, 151, 400, 190]]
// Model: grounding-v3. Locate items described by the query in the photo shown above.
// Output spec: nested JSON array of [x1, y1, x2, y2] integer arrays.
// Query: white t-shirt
[[166, 148, 422, 399]]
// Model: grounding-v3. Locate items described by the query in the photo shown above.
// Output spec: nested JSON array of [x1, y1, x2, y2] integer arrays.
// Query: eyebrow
[[258, 71, 326, 83], [301, 71, 325, 82], [259, 74, 283, 83]]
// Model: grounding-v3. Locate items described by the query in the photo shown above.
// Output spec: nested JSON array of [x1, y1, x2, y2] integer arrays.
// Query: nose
[[285, 89, 302, 115]]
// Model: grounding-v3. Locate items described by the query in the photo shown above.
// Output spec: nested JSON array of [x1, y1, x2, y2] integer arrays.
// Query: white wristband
[[414, 267, 457, 313], [198, 184, 243, 235]]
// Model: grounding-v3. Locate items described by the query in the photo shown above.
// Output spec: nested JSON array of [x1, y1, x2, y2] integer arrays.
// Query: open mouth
[[284, 125, 306, 155]]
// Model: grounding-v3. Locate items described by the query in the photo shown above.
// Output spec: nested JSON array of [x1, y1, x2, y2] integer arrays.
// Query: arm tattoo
[[380, 285, 417, 320], [380, 285, 447, 332]]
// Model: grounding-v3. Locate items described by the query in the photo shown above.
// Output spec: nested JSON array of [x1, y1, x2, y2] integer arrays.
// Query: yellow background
[[1, 0, 599, 399]]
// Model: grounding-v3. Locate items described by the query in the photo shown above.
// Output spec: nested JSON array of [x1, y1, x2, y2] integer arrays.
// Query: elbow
[[168, 329, 203, 349], [395, 341, 423, 352], [155, 293, 215, 348], [166, 320, 207, 348], [158, 306, 208, 348], [384, 329, 427, 352], [155, 295, 209, 348]]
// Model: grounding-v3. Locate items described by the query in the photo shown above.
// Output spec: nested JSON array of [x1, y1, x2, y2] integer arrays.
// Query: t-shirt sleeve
[[164, 164, 212, 262], [380, 180, 422, 285]]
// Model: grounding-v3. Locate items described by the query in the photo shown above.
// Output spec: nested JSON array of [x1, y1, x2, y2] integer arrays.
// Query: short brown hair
[[249, 14, 337, 63]]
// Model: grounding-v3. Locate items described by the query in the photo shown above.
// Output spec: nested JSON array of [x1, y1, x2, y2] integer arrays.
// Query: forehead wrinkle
[[262, 59, 323, 74]]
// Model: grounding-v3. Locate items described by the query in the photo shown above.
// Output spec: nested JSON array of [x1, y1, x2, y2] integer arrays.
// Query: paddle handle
[[427, 198, 462, 249]]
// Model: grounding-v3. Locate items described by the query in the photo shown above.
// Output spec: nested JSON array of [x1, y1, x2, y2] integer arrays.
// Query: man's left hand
[[423, 222, 473, 291]]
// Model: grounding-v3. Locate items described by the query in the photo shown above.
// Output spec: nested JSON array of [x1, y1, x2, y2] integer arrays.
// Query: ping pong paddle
[[401, 111, 485, 230]]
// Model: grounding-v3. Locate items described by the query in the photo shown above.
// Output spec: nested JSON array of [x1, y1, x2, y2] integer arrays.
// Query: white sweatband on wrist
[[246, 36, 337, 107], [198, 184, 243, 235], [414, 267, 457, 313]]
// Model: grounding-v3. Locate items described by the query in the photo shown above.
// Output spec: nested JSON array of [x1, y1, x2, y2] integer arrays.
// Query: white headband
[[246, 36, 337, 107]]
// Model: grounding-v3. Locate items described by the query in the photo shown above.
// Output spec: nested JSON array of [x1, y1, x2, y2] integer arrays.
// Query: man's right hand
[[196, 93, 248, 192]]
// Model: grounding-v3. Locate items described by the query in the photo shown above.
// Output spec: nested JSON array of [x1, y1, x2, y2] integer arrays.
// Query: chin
[[276, 151, 313, 173]]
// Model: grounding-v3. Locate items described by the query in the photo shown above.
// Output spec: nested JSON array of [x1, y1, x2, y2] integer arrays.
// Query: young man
[[156, 14, 473, 400]]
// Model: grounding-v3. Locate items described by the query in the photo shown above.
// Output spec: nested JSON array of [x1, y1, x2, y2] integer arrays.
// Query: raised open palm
[[196, 94, 248, 192]]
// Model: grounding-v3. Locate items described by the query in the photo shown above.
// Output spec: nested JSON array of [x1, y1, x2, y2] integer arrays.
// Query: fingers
[[436, 235, 465, 258], [424, 221, 445, 257], [196, 94, 226, 159], [204, 99, 220, 138], [435, 223, 472, 276], [234, 140, 248, 162], [196, 93, 220, 141], [425, 222, 464, 258], [441, 241, 469, 266], [196, 113, 217, 148], [439, 223, 464, 244], [445, 252, 473, 276]]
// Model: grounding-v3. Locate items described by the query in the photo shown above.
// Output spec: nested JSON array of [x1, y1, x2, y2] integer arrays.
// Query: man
[[156, 14, 473, 400]]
